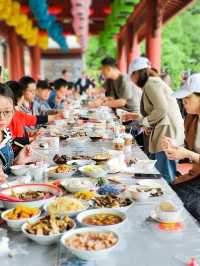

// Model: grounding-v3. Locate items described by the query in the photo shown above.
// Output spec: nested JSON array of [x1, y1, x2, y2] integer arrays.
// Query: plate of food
[[71, 155, 92, 160], [79, 165, 107, 178], [136, 179, 164, 189], [44, 196, 89, 217], [76, 208, 127, 231], [48, 164, 75, 179], [1, 205, 41, 231], [128, 185, 164, 201], [92, 153, 110, 163], [53, 154, 71, 165], [61, 227, 119, 260], [22, 214, 76, 245], [74, 191, 97, 201], [91, 195, 134, 212], [0, 184, 62, 209]]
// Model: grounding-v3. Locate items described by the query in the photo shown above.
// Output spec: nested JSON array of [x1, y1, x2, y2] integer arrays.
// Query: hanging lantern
[[0, 0, 12, 19], [103, 7, 112, 15], [20, 5, 30, 14], [48, 6, 62, 15], [6, 1, 20, 26]]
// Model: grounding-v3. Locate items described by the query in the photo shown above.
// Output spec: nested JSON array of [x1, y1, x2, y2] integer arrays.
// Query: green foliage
[[86, 1, 200, 89], [162, 0, 200, 88], [85, 36, 117, 78]]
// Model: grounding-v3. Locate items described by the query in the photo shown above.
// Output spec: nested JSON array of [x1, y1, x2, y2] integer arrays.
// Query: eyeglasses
[[0, 110, 14, 118]]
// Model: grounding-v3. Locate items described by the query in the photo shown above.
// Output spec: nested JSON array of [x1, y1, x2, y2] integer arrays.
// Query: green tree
[[162, 0, 200, 88], [85, 0, 200, 89]]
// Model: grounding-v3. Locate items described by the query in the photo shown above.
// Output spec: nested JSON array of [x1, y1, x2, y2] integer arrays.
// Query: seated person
[[19, 76, 36, 115], [7, 81, 61, 156], [0, 83, 32, 177], [90, 57, 142, 113], [48, 79, 68, 110], [162, 73, 200, 221], [75, 71, 95, 95], [33, 80, 52, 115]]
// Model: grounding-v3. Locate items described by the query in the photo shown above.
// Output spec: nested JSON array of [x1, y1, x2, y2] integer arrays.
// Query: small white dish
[[1, 208, 41, 231], [136, 180, 164, 189], [155, 201, 183, 223], [128, 185, 150, 201], [48, 166, 75, 179], [10, 165, 29, 176], [150, 210, 184, 224], [79, 165, 107, 178], [61, 178, 95, 193], [67, 160, 96, 167]]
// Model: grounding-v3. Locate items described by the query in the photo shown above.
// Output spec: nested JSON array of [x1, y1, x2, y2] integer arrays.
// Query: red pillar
[[128, 33, 140, 65], [7, 30, 24, 80], [117, 39, 127, 73], [146, 0, 162, 72], [30, 46, 41, 80]]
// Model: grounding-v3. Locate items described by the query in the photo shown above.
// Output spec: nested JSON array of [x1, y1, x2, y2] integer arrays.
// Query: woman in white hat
[[122, 57, 184, 183], [162, 73, 200, 220]]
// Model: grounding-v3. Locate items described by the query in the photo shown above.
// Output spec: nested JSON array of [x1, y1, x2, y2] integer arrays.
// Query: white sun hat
[[128, 57, 151, 75], [173, 73, 200, 99]]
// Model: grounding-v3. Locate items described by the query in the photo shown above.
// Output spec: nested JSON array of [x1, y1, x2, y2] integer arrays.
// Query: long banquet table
[[1, 138, 200, 266]]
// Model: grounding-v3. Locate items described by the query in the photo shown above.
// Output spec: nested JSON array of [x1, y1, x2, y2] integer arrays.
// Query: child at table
[[0, 83, 32, 178], [19, 76, 36, 115], [48, 79, 68, 110], [33, 80, 52, 116], [7, 81, 62, 156]]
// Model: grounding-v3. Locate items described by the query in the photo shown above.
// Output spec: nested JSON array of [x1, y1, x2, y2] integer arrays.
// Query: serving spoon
[[0, 194, 24, 202]]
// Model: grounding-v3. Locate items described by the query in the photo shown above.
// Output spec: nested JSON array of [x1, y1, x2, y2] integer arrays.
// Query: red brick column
[[146, 0, 162, 72], [117, 39, 127, 73], [7, 30, 24, 80], [30, 46, 41, 80]]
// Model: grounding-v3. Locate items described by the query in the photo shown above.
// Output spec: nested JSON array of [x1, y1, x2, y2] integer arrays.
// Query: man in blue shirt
[[33, 80, 52, 115], [48, 79, 68, 110]]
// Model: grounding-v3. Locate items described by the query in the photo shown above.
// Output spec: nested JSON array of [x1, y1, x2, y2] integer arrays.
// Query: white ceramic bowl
[[48, 166, 76, 179], [1, 208, 41, 231], [0, 184, 62, 209], [128, 185, 150, 201], [43, 198, 90, 217], [61, 178, 95, 193], [155, 201, 183, 223], [76, 208, 127, 231], [79, 165, 107, 178], [10, 165, 29, 176], [93, 197, 134, 213], [61, 227, 119, 260], [22, 217, 76, 245], [67, 160, 96, 167], [134, 160, 157, 171]]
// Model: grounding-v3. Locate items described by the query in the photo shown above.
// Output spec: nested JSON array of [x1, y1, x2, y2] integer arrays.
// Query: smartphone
[[134, 173, 162, 179]]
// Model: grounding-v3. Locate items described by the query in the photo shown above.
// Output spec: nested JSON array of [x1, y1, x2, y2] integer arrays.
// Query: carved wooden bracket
[[151, 0, 170, 37]]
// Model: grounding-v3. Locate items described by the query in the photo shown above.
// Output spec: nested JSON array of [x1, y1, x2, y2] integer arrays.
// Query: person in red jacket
[[6, 81, 61, 155]]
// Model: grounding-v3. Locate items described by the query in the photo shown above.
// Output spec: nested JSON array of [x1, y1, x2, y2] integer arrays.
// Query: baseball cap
[[128, 57, 151, 75], [173, 73, 200, 99]]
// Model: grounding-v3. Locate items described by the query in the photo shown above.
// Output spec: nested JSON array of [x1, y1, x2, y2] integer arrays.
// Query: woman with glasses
[[0, 83, 32, 182]]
